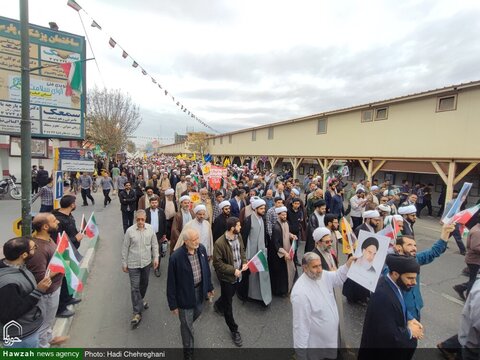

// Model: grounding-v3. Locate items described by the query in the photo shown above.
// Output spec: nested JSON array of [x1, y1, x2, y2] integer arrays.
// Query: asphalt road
[[0, 192, 471, 354]]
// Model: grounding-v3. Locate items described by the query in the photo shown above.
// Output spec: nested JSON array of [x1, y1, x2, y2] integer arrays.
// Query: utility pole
[[20, 0, 32, 235]]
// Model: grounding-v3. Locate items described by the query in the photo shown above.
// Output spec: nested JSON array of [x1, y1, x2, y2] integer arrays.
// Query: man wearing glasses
[[312, 227, 338, 271]]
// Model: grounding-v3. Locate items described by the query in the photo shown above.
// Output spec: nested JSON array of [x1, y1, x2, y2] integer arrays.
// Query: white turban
[[275, 206, 288, 214], [371, 186, 380, 191], [292, 188, 300, 196], [378, 204, 391, 213], [179, 195, 191, 203], [393, 214, 404, 222], [165, 188, 174, 196], [251, 199, 266, 210], [219, 200, 231, 210], [398, 205, 417, 215], [363, 210, 380, 219], [250, 196, 260, 204], [193, 204, 207, 214], [313, 227, 331, 242]]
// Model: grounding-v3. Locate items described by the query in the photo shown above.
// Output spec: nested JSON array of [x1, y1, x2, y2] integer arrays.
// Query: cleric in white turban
[[174, 203, 214, 257]]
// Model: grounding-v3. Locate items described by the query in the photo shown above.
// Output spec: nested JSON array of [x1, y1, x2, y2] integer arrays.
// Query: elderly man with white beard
[[291, 252, 355, 360], [174, 204, 214, 260]]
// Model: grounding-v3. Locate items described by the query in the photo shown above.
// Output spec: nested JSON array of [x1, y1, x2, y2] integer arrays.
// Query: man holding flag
[[388, 223, 454, 320], [269, 206, 297, 297], [51, 195, 83, 318], [27, 214, 68, 347], [238, 198, 272, 306], [212, 217, 248, 347]]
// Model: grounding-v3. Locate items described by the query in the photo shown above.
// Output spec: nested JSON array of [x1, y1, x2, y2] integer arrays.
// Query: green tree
[[86, 87, 141, 162]]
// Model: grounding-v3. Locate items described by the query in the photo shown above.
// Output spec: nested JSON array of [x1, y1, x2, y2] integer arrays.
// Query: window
[[317, 118, 327, 134], [252, 130, 256, 141], [361, 109, 373, 122], [220, 137, 223, 145], [229, 135, 232, 144], [206, 139, 209, 146], [437, 95, 457, 112], [375, 107, 388, 120], [268, 127, 274, 140], [213, 138, 216, 145]]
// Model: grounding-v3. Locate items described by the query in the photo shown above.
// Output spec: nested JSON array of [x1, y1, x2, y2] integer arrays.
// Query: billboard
[[59, 148, 95, 172], [0, 16, 86, 139]]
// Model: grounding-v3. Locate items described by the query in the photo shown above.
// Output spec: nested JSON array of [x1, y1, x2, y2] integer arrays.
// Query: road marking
[[441, 293, 465, 306]]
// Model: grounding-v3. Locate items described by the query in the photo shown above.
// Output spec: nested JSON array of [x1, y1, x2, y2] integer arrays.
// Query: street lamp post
[[20, 0, 32, 235]]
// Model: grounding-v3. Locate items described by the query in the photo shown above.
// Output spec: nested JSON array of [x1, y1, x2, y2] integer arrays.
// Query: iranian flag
[[289, 239, 297, 260], [48, 232, 83, 295], [60, 61, 82, 96], [247, 250, 269, 273], [83, 213, 99, 239], [447, 204, 480, 225]]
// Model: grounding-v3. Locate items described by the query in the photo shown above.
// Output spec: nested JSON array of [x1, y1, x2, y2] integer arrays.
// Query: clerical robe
[[291, 265, 349, 360]]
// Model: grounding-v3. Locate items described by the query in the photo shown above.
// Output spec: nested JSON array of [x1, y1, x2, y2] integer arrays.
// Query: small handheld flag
[[247, 250, 269, 273]]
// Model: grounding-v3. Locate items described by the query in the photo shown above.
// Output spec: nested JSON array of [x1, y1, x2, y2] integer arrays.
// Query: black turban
[[386, 254, 420, 274]]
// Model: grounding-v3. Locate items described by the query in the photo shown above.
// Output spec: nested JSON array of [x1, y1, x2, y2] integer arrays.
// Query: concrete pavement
[[0, 193, 472, 353]]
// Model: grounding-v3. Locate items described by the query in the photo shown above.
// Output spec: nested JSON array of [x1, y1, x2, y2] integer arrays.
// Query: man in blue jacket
[[384, 223, 454, 320], [167, 228, 214, 360]]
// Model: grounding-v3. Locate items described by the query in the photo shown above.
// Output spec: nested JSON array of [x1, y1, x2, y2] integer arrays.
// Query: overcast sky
[[3, 0, 480, 145]]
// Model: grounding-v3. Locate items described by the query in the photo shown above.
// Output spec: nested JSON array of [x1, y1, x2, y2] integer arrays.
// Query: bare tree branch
[[86, 87, 141, 157]]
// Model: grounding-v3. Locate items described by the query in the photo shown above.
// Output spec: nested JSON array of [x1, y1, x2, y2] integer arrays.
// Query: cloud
[[106, 0, 235, 23]]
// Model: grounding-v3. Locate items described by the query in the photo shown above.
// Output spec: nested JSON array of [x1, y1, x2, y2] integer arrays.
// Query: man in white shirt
[[175, 204, 214, 259], [350, 189, 368, 229], [291, 252, 355, 360]]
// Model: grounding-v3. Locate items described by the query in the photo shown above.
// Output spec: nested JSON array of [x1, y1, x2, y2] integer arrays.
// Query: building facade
[[160, 80, 480, 205]]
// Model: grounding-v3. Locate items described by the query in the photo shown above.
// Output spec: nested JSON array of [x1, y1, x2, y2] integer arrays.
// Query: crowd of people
[[2, 154, 479, 360]]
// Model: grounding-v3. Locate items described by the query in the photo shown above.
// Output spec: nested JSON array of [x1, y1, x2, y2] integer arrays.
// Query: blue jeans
[[39, 205, 53, 213], [4, 330, 39, 348]]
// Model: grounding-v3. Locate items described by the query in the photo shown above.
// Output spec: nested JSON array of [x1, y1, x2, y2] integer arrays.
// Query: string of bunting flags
[[66, 0, 219, 133]]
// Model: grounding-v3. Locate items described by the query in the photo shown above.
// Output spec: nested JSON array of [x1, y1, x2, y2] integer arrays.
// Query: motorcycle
[[0, 175, 22, 200]]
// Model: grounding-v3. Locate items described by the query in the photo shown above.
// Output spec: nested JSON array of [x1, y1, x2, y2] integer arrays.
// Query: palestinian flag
[[448, 204, 480, 225], [289, 239, 297, 260], [340, 217, 357, 254], [48, 232, 83, 295], [60, 61, 82, 96], [84, 213, 99, 239], [247, 250, 269, 273], [67, 0, 82, 11]]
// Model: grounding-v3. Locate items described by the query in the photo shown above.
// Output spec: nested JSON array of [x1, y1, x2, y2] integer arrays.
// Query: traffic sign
[[55, 171, 63, 200]]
